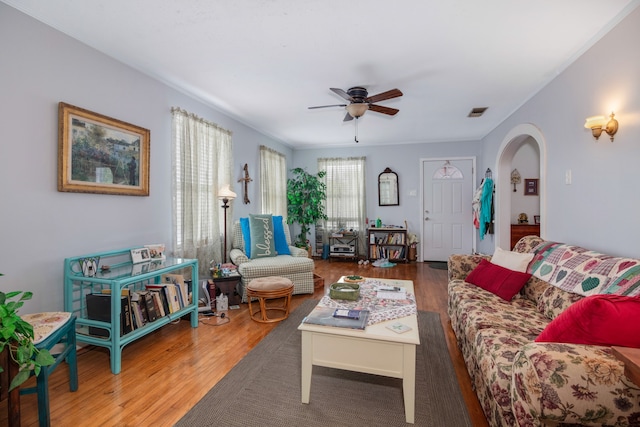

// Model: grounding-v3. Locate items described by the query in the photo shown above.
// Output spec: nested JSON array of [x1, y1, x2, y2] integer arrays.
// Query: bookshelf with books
[[368, 227, 409, 263], [63, 247, 198, 374]]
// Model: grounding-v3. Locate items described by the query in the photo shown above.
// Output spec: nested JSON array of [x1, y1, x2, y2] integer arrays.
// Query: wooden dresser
[[510, 224, 540, 249]]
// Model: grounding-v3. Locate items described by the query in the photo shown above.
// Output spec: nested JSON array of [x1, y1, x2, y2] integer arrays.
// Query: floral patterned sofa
[[448, 236, 640, 426]]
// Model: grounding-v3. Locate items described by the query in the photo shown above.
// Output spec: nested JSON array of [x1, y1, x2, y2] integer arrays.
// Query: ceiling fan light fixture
[[346, 103, 369, 118]]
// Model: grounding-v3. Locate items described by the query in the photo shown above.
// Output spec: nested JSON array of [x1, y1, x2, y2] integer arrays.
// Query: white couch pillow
[[490, 247, 534, 273]]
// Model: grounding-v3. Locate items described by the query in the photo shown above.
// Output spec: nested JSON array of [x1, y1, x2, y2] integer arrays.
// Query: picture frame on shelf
[[79, 256, 100, 277], [524, 179, 539, 196], [144, 244, 166, 260], [130, 247, 151, 264], [534, 215, 541, 225], [58, 102, 150, 196]]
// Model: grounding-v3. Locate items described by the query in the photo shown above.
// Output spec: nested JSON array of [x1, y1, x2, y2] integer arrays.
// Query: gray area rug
[[176, 299, 472, 427], [427, 261, 449, 270]]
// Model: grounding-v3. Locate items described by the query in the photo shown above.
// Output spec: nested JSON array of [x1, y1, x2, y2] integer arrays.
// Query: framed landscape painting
[[58, 102, 150, 196]]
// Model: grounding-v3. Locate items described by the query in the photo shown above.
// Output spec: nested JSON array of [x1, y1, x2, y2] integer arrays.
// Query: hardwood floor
[[2, 260, 489, 426]]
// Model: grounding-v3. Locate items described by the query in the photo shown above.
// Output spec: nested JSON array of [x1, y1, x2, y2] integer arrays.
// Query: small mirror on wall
[[378, 167, 399, 206]]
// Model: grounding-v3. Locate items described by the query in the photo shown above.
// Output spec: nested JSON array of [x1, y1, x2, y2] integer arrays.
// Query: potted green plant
[[0, 279, 55, 391], [287, 167, 328, 248]]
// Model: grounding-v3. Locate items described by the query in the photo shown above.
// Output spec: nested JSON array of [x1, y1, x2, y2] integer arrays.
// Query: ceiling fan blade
[[368, 104, 399, 116], [308, 104, 347, 109], [343, 112, 354, 122], [365, 88, 403, 104], [330, 88, 354, 102]]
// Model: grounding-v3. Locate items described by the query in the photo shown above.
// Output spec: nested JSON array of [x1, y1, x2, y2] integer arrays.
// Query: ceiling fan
[[308, 86, 403, 121]]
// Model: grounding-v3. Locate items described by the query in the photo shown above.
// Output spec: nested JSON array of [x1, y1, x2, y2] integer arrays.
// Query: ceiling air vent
[[468, 107, 488, 118]]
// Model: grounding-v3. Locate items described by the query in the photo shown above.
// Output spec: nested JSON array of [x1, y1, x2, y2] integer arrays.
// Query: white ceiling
[[4, 0, 639, 148]]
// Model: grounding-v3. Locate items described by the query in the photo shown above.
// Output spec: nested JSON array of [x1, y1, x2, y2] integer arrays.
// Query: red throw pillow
[[536, 294, 640, 347], [465, 259, 531, 301]]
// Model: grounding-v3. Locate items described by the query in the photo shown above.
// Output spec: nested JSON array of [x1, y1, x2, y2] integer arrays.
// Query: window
[[260, 145, 287, 216], [171, 108, 233, 273], [318, 157, 367, 254], [433, 160, 463, 180]]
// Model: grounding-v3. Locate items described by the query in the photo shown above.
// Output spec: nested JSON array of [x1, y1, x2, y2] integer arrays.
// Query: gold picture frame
[[58, 102, 150, 196]]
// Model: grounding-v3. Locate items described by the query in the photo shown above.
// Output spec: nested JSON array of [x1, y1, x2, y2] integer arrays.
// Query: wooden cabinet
[[510, 224, 540, 249], [208, 275, 242, 307], [368, 228, 408, 262]]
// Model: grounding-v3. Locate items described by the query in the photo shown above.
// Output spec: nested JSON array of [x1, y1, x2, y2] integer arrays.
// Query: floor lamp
[[219, 185, 237, 263]]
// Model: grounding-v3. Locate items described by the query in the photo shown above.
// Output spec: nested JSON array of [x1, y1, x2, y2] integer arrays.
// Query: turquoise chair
[[20, 312, 78, 427]]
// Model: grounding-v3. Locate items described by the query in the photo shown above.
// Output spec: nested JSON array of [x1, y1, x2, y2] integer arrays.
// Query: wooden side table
[[510, 224, 540, 249], [612, 346, 640, 387], [207, 275, 243, 309]]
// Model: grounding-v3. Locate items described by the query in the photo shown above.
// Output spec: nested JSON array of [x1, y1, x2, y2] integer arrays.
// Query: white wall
[[292, 140, 484, 252], [510, 138, 540, 224], [478, 6, 640, 257], [0, 4, 292, 313]]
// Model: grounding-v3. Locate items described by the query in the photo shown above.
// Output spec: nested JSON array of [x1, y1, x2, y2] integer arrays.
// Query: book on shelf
[[302, 306, 370, 330], [130, 298, 146, 329], [86, 293, 132, 336], [148, 281, 181, 312], [145, 284, 173, 314], [162, 273, 189, 309], [100, 289, 134, 332], [139, 291, 158, 322], [150, 290, 166, 317], [137, 292, 149, 322]]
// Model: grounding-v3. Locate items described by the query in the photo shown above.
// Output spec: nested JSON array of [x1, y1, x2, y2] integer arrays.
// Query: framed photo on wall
[[58, 102, 150, 196], [524, 179, 538, 196]]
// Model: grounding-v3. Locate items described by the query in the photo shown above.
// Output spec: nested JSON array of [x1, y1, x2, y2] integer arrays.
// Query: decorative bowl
[[329, 283, 360, 301], [343, 275, 364, 283]]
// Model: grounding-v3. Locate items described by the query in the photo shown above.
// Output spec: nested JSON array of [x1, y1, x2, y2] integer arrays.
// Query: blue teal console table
[[63, 248, 198, 374]]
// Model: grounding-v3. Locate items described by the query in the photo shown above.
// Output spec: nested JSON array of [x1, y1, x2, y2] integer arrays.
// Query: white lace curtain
[[259, 145, 287, 217], [318, 157, 367, 255], [171, 107, 234, 275]]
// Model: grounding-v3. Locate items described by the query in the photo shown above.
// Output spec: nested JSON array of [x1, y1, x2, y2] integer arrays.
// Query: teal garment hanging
[[479, 178, 494, 240]]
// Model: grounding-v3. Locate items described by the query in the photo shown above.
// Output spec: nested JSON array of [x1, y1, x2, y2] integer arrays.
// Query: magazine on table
[[302, 306, 370, 330]]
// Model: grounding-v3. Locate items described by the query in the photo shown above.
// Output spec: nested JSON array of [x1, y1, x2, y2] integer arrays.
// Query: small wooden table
[[208, 275, 243, 307], [298, 278, 420, 423], [612, 346, 640, 387]]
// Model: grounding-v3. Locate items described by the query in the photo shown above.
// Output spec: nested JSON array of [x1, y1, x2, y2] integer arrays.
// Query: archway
[[494, 123, 547, 250]]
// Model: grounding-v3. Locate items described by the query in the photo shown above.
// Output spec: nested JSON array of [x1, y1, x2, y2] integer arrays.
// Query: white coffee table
[[298, 278, 420, 424]]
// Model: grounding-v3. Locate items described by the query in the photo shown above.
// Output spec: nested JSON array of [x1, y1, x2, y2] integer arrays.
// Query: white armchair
[[229, 217, 315, 302]]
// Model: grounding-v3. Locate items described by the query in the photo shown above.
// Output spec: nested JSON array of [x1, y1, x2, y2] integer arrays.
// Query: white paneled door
[[421, 158, 474, 261]]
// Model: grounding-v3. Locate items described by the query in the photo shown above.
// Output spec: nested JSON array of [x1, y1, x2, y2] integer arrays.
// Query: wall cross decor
[[238, 163, 253, 204]]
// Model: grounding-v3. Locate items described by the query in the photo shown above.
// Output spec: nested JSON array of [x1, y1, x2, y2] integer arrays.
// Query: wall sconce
[[510, 169, 521, 192], [584, 112, 618, 142]]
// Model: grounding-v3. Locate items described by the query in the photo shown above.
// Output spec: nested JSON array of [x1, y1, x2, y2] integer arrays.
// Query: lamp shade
[[218, 185, 237, 200], [584, 116, 605, 129], [346, 103, 369, 118]]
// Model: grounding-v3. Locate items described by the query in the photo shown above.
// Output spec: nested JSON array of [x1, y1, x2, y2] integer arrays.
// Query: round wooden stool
[[246, 277, 294, 323]]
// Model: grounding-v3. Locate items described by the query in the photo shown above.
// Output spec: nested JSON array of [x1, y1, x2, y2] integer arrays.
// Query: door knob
[[425, 217, 429, 221]]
